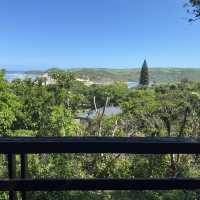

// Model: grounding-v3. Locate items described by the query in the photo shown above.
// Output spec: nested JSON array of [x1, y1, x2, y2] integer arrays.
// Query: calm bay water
[[5, 71, 37, 81], [128, 82, 138, 88]]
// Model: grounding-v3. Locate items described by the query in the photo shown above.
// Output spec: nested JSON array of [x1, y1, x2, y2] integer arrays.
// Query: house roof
[[77, 106, 122, 119]]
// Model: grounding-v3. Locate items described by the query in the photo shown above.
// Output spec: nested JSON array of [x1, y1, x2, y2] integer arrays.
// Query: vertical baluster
[[21, 154, 28, 200], [7, 154, 17, 200]]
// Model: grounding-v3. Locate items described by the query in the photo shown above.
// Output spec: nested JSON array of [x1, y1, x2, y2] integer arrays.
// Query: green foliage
[[3, 68, 200, 199], [44, 105, 79, 136], [87, 81, 129, 108], [186, 0, 200, 21], [0, 71, 20, 134], [48, 69, 75, 89]]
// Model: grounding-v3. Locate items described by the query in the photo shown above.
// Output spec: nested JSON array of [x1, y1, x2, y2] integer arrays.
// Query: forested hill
[[70, 68, 200, 83]]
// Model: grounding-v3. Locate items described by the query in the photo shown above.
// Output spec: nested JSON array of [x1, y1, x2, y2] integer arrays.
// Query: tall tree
[[139, 60, 149, 86]]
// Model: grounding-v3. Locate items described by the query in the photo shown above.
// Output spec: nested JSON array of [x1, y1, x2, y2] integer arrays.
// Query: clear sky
[[0, 0, 200, 70]]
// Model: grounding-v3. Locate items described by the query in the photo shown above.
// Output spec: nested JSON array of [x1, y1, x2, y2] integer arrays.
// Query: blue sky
[[0, 0, 200, 70]]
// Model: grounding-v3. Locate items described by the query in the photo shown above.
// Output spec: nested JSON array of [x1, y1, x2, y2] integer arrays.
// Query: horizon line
[[2, 66, 200, 72]]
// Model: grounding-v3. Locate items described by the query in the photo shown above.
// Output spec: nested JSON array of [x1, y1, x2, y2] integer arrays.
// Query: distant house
[[40, 73, 56, 85], [76, 106, 122, 122]]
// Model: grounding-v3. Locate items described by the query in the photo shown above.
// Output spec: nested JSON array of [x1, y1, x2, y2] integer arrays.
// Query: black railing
[[1, 137, 200, 200]]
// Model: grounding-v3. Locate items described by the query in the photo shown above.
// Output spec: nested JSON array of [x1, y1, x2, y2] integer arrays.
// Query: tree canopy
[[1, 69, 200, 199], [186, 0, 200, 21]]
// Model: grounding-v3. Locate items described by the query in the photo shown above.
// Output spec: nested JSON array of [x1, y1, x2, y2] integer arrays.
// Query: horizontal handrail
[[2, 136, 200, 199], [0, 136, 200, 154], [1, 178, 200, 191]]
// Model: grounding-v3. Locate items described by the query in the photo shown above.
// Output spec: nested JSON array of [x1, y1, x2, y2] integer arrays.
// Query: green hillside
[[70, 68, 200, 83]]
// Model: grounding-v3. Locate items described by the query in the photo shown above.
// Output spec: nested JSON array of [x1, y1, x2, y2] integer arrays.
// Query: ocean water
[[5, 71, 37, 81]]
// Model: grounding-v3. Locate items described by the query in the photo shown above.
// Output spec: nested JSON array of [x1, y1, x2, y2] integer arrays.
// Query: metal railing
[[1, 136, 200, 200]]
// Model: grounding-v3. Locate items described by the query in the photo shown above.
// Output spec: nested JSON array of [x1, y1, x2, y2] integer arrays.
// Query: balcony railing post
[[7, 154, 17, 200], [21, 154, 28, 200]]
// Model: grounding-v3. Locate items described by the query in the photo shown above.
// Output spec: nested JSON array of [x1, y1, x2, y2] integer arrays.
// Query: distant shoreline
[[4, 67, 200, 83]]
